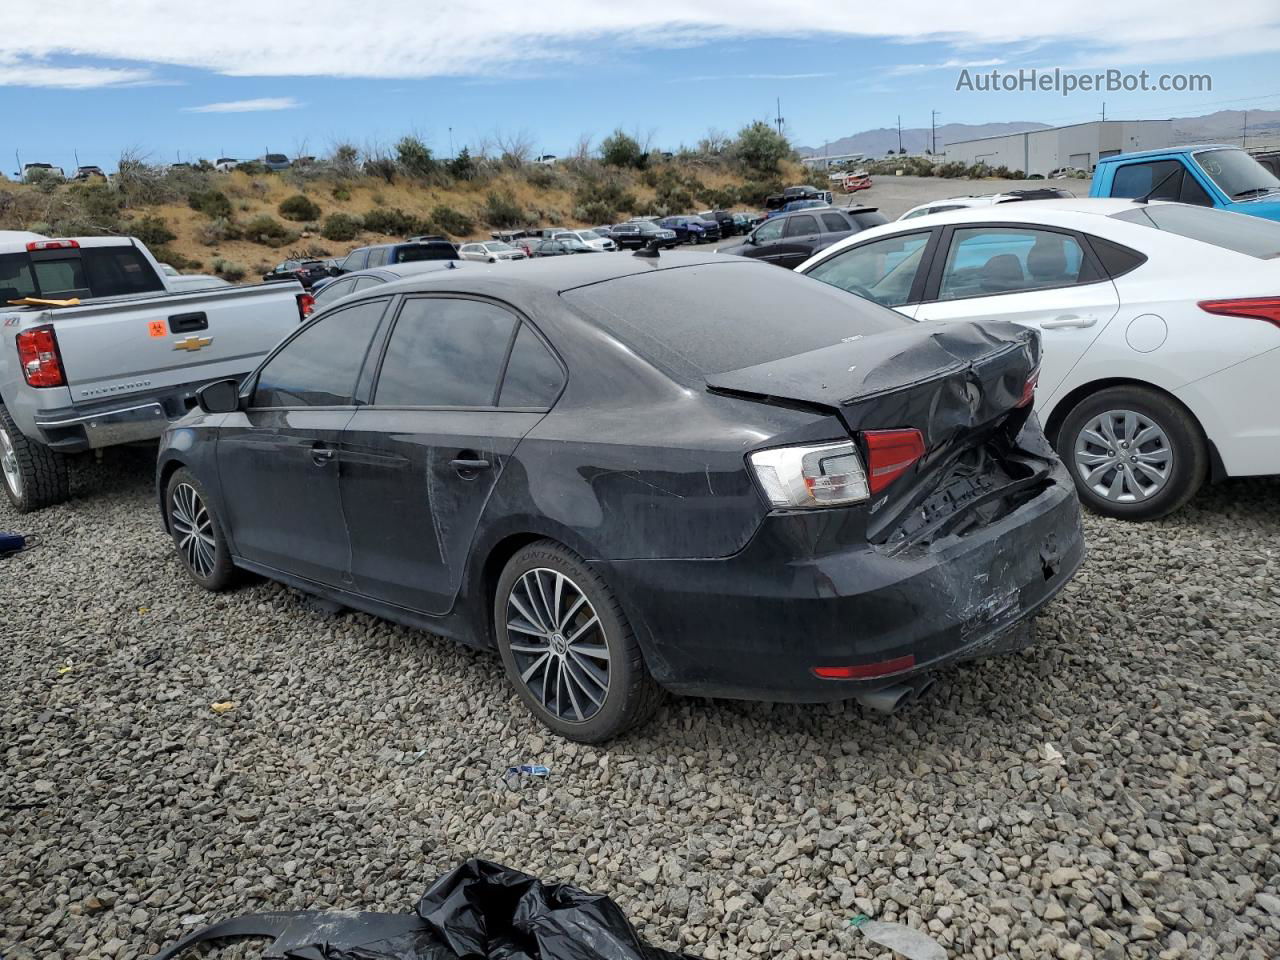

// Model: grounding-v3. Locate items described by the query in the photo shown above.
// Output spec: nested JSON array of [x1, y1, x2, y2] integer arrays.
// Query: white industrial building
[[945, 120, 1177, 176]]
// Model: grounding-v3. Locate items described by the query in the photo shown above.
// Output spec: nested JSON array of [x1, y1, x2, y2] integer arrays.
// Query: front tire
[[1056, 385, 1206, 521], [0, 406, 69, 513], [494, 541, 662, 742], [166, 467, 237, 590]]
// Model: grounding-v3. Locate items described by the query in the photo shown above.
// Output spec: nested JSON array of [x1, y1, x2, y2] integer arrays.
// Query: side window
[[351, 276, 384, 292], [821, 212, 850, 233], [374, 297, 516, 407], [366, 247, 390, 268], [312, 277, 355, 308], [784, 214, 820, 237], [753, 218, 785, 243], [499, 325, 565, 408], [1110, 160, 1183, 200], [341, 249, 370, 272], [253, 298, 387, 408], [937, 228, 1090, 301], [806, 232, 930, 308]]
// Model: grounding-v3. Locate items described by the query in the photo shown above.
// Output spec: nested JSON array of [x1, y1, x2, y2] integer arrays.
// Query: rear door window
[[937, 228, 1092, 300], [312, 277, 356, 308], [253, 298, 388, 407], [342, 249, 370, 272], [366, 247, 390, 268], [806, 232, 931, 308], [374, 297, 517, 407], [784, 215, 820, 237]]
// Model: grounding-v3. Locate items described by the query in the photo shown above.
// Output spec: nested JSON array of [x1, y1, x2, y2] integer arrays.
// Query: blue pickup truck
[[1089, 144, 1280, 221]]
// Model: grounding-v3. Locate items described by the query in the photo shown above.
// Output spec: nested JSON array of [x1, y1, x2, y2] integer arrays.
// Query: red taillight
[[1018, 366, 1040, 408], [813, 654, 916, 680], [16, 325, 66, 387], [297, 293, 315, 319], [1198, 297, 1280, 329], [863, 428, 926, 494], [26, 239, 79, 251]]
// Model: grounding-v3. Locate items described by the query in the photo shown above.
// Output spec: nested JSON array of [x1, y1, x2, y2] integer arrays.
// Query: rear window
[[852, 211, 889, 229], [1111, 205, 1280, 259], [0, 246, 163, 300], [561, 261, 910, 382], [394, 244, 457, 263]]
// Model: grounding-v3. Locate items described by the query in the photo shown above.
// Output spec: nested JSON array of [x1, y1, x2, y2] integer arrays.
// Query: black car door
[[776, 213, 823, 268], [215, 297, 391, 586], [340, 296, 565, 615], [743, 216, 787, 263]]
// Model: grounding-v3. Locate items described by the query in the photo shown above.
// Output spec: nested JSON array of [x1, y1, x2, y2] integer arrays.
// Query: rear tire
[[0, 405, 69, 513], [166, 467, 237, 590], [1055, 385, 1206, 521], [494, 541, 663, 742]]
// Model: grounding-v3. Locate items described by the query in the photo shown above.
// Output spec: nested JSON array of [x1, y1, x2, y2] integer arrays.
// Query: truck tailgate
[[48, 283, 304, 402]]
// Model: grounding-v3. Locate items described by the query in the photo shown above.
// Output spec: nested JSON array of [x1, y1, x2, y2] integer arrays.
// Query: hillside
[[0, 138, 805, 279], [798, 121, 1050, 157]]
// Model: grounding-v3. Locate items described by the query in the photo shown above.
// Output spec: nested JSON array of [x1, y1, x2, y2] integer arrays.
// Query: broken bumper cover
[[592, 467, 1084, 702]]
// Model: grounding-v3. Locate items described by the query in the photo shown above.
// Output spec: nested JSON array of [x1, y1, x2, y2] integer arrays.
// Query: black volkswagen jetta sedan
[[157, 251, 1084, 741]]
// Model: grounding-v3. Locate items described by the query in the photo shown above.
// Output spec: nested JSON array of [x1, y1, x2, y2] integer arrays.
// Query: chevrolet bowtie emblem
[[173, 335, 213, 352]]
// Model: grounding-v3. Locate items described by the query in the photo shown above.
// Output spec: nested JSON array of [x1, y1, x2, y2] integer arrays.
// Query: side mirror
[[196, 378, 243, 414]]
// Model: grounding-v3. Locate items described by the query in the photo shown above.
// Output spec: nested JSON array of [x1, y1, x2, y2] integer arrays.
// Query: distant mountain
[[798, 122, 1050, 158], [798, 109, 1280, 159]]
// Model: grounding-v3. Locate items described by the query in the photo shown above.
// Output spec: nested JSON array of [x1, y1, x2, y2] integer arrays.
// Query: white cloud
[[3, 2, 1279, 81], [889, 58, 1006, 77], [0, 56, 151, 88], [183, 96, 302, 113]]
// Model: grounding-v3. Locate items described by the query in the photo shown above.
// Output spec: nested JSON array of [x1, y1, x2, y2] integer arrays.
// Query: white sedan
[[551, 229, 617, 252], [458, 241, 527, 263], [796, 198, 1280, 520]]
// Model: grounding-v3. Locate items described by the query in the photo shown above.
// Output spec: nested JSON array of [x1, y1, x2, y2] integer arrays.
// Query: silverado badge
[[173, 335, 213, 352]]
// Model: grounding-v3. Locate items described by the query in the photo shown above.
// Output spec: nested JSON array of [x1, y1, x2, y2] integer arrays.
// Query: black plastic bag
[[155, 859, 693, 960]]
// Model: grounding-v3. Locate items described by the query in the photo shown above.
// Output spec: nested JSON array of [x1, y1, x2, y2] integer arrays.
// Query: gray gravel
[[1, 447, 1278, 960]]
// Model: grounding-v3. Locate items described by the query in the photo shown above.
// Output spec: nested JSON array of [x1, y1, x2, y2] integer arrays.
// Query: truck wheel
[[0, 406, 70, 513], [1055, 385, 1206, 521]]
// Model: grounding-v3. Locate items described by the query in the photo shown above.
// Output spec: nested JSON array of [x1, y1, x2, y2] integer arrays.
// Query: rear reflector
[[1198, 297, 1280, 329], [26, 239, 79, 251], [297, 292, 315, 319], [16, 324, 66, 387], [863, 428, 926, 494], [1018, 366, 1040, 408], [813, 655, 916, 680]]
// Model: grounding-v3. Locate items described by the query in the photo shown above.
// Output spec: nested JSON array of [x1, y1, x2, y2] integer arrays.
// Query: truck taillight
[[26, 239, 80, 251], [1198, 297, 1280, 329], [863, 428, 926, 494], [297, 293, 315, 319], [16, 325, 66, 387]]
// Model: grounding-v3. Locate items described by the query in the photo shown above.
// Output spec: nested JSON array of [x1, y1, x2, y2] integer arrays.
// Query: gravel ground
[[2, 448, 1278, 960]]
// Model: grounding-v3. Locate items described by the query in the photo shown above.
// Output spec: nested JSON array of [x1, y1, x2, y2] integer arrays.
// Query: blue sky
[[5, 2, 1280, 172]]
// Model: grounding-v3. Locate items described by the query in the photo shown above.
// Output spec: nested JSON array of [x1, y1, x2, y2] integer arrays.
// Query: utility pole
[[1100, 101, 1106, 122], [897, 115, 902, 154], [775, 98, 784, 137], [930, 110, 940, 155]]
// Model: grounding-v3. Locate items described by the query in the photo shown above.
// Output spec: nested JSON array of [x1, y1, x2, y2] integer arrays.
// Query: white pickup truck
[[0, 233, 313, 512]]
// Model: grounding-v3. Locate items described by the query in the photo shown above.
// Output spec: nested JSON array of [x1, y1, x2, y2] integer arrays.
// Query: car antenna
[[447, 260, 457, 269], [633, 239, 660, 259], [1135, 168, 1179, 204]]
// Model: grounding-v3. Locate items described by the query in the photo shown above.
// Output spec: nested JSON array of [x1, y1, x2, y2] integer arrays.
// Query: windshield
[[1193, 149, 1280, 200], [1112, 204, 1280, 259]]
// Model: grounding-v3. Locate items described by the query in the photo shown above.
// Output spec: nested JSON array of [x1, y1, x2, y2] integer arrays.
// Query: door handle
[[1040, 315, 1096, 329], [311, 444, 336, 466], [450, 457, 491, 472]]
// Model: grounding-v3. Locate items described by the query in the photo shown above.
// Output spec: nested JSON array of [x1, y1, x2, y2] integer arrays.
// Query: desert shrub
[[132, 214, 176, 247], [737, 180, 781, 206], [430, 205, 473, 236], [572, 178, 636, 222], [234, 161, 267, 175], [278, 194, 321, 221], [600, 130, 646, 169], [395, 135, 437, 179], [69, 183, 124, 230], [361, 207, 424, 236], [447, 147, 476, 180], [331, 185, 352, 202], [699, 186, 739, 208], [481, 190, 527, 228], [363, 155, 397, 183], [328, 143, 361, 178], [321, 212, 363, 241], [243, 214, 298, 247], [196, 217, 243, 246], [211, 258, 246, 281], [188, 189, 233, 219], [730, 121, 791, 176], [574, 201, 618, 224], [523, 164, 567, 190]]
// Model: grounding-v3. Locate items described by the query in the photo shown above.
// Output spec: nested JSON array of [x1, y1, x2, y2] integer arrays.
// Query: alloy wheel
[[171, 482, 217, 578], [0, 426, 21, 500], [505, 567, 610, 723], [1073, 409, 1173, 503]]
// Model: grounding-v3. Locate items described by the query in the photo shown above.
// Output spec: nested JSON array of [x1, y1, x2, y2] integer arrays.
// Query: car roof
[[889, 197, 1144, 227], [1095, 144, 1236, 163], [335, 261, 464, 283]]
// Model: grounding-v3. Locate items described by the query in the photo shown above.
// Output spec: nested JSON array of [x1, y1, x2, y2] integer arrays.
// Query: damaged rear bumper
[[592, 463, 1084, 702]]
